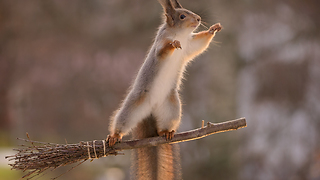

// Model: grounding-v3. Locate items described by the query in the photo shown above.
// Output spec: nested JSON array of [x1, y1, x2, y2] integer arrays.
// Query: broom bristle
[[5, 135, 119, 179]]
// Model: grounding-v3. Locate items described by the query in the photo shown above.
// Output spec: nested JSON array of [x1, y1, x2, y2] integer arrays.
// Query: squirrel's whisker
[[200, 22, 209, 29]]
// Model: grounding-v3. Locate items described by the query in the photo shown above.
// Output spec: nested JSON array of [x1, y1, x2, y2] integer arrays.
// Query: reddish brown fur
[[158, 144, 174, 179], [169, 90, 178, 105], [157, 40, 180, 59], [131, 116, 181, 180], [192, 31, 212, 40], [134, 93, 146, 106]]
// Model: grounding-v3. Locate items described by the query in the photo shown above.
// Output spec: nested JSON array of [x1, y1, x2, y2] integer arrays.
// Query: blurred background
[[1, 0, 319, 179]]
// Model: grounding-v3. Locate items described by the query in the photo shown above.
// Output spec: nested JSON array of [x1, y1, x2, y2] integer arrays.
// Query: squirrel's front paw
[[158, 130, 175, 141], [107, 133, 122, 147], [171, 40, 182, 49], [209, 23, 222, 34]]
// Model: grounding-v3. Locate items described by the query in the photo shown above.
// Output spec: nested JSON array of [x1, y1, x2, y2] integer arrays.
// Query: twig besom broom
[[5, 117, 246, 179]]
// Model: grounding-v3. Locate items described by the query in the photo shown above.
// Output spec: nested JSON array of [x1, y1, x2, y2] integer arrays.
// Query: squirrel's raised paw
[[107, 133, 122, 147], [158, 130, 175, 141], [209, 23, 222, 34], [171, 40, 182, 49]]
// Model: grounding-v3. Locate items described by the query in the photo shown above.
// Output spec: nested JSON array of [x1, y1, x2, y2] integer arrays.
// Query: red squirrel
[[108, 0, 222, 179]]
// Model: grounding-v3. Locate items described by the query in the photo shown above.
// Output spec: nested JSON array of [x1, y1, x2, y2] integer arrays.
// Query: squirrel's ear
[[158, 0, 176, 26], [165, 14, 174, 26], [158, 0, 176, 14], [171, 0, 182, 8]]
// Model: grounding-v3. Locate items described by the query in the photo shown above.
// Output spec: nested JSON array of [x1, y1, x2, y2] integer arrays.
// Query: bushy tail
[[131, 115, 181, 180]]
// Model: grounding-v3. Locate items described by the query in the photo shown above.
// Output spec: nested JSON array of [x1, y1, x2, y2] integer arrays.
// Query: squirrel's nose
[[197, 16, 201, 22]]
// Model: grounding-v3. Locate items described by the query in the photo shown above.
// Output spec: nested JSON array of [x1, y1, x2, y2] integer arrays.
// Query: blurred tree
[[1, 0, 319, 179]]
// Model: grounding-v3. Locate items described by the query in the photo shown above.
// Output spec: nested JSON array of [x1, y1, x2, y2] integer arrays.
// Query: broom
[[5, 118, 246, 179]]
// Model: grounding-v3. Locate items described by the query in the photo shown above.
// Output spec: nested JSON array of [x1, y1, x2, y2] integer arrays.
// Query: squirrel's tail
[[131, 115, 182, 180]]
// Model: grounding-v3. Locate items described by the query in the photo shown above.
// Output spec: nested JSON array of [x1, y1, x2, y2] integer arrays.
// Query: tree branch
[[113, 117, 246, 150]]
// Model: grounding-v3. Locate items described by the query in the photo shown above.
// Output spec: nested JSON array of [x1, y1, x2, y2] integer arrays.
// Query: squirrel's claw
[[107, 133, 122, 147], [171, 40, 182, 49], [158, 130, 175, 141], [209, 23, 222, 34]]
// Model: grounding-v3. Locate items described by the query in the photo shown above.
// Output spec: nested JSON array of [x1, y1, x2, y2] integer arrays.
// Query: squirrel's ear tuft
[[158, 0, 176, 26], [171, 0, 182, 8], [158, 0, 176, 15]]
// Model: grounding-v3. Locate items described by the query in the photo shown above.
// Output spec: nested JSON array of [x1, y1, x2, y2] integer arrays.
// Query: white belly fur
[[149, 37, 188, 107]]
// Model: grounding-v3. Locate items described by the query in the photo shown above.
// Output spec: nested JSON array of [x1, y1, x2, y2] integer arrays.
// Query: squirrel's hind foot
[[107, 133, 122, 147], [158, 130, 175, 141]]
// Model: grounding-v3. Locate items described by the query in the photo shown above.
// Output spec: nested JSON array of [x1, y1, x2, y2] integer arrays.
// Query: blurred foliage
[[0, 168, 22, 180], [0, 0, 319, 180]]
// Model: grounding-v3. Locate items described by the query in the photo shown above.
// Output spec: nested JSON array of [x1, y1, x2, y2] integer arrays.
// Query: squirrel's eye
[[180, 14, 186, 19]]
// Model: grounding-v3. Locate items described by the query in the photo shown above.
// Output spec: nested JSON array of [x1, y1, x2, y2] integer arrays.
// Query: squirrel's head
[[158, 0, 201, 32]]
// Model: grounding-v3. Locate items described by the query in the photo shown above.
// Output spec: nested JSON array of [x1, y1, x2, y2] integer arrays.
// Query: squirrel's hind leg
[[109, 92, 152, 146], [153, 89, 181, 140]]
